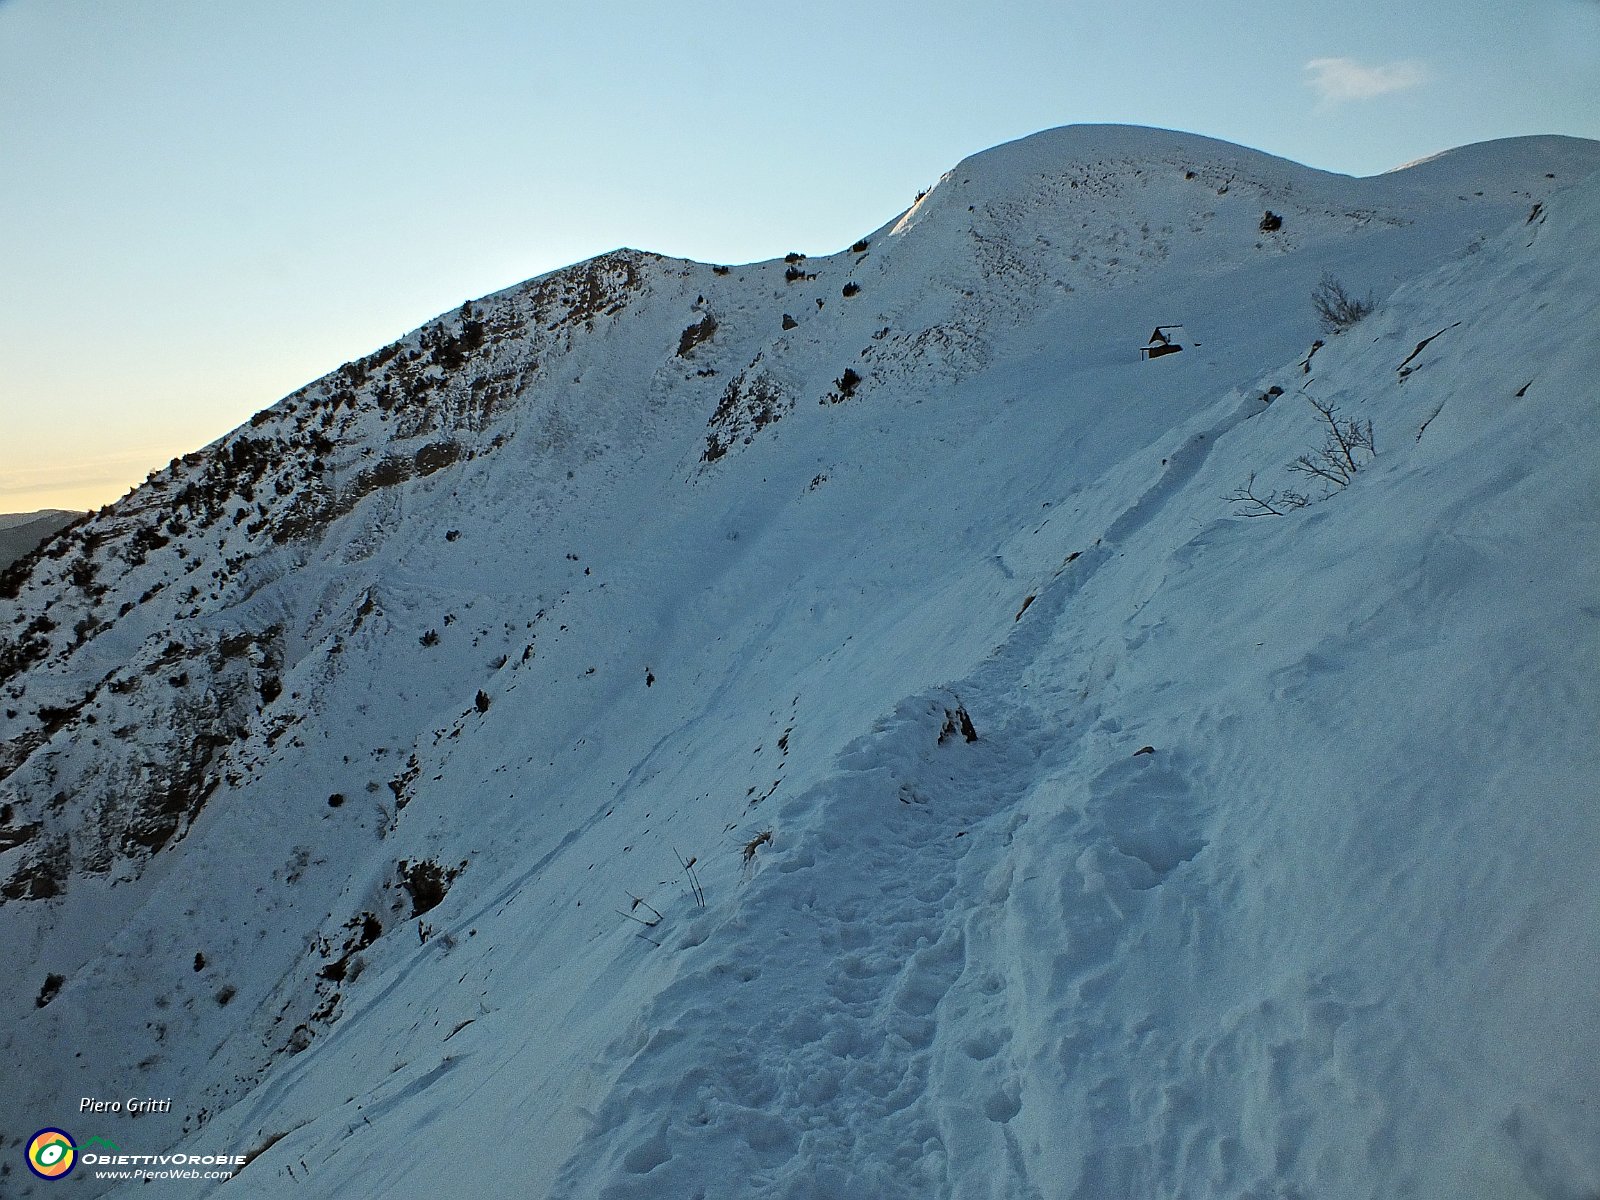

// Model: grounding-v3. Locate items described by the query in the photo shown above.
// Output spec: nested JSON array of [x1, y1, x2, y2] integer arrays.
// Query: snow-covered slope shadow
[[545, 168, 1600, 1200]]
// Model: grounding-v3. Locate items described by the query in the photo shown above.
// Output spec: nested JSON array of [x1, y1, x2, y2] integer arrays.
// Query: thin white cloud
[[1304, 57, 1429, 103]]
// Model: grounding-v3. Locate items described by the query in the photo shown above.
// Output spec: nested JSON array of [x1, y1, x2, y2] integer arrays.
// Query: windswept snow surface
[[2, 126, 1598, 1199]]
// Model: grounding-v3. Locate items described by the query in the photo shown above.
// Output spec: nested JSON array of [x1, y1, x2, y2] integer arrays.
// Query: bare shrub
[[1225, 473, 1310, 518], [1227, 396, 1375, 517], [1288, 397, 1375, 493], [1311, 273, 1374, 333]]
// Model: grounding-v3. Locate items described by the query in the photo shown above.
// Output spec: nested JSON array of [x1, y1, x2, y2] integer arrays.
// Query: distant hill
[[0, 509, 78, 572]]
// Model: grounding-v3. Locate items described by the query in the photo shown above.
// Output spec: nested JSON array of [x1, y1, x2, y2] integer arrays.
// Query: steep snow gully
[[3, 126, 1598, 1199]]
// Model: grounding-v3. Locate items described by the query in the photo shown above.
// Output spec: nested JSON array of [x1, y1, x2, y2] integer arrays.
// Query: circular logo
[[27, 1129, 76, 1180]]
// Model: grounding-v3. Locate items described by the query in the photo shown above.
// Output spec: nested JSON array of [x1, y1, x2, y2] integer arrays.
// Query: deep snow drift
[[2, 125, 1597, 1198]]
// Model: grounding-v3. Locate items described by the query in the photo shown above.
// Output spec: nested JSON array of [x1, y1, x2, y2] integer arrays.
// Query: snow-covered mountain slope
[[2, 124, 1597, 1198]]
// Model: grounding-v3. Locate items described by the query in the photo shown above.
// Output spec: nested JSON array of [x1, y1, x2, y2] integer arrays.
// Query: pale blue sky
[[3, 0, 1597, 511]]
